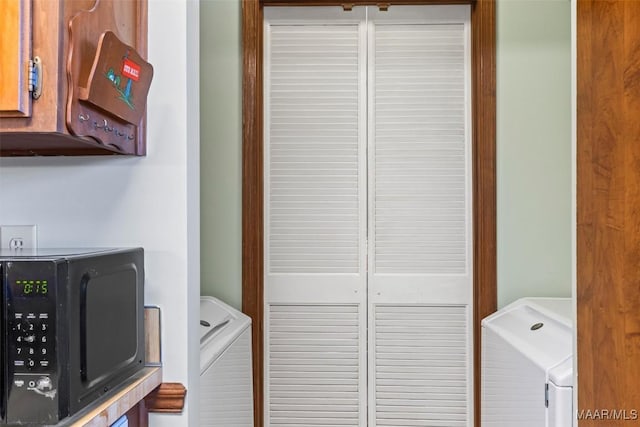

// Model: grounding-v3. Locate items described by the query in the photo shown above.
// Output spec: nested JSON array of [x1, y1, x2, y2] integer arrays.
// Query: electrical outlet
[[0, 225, 37, 250]]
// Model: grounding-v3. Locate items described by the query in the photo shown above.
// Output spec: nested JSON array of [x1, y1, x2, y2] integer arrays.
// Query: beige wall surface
[[497, 0, 572, 307], [200, 0, 242, 309]]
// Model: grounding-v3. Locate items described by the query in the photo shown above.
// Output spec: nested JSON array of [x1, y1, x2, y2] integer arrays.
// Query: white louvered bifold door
[[264, 8, 368, 427], [264, 5, 472, 427], [367, 6, 473, 427]]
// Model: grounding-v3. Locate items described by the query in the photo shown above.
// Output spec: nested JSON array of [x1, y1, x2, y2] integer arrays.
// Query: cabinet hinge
[[545, 383, 549, 408], [28, 57, 43, 100]]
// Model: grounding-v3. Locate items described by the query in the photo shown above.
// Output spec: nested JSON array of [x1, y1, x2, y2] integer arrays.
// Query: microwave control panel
[[4, 260, 59, 424]]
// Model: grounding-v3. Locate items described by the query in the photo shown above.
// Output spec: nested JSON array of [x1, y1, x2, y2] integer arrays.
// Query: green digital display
[[14, 280, 48, 297]]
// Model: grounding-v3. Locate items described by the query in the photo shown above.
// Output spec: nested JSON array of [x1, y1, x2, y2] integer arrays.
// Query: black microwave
[[0, 248, 145, 426]]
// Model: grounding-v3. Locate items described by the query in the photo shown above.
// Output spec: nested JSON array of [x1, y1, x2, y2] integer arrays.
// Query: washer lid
[[200, 298, 233, 344], [200, 296, 252, 375], [549, 357, 573, 388], [482, 298, 572, 373]]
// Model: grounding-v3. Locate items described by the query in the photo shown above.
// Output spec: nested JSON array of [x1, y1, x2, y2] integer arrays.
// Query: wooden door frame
[[576, 1, 640, 423], [242, 1, 496, 426]]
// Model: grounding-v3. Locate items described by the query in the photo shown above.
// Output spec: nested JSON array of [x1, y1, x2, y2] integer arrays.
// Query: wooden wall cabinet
[[0, 0, 149, 156]]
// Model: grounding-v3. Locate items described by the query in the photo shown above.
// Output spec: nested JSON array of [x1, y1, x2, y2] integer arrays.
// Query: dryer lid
[[549, 357, 573, 388], [482, 298, 573, 374], [200, 298, 233, 344]]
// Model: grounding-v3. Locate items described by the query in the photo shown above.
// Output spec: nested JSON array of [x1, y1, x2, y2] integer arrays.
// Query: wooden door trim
[[576, 1, 640, 423], [242, 2, 496, 427], [242, 1, 264, 426], [470, 1, 496, 425]]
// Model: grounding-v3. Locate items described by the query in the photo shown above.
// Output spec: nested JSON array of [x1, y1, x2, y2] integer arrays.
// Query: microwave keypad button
[[11, 318, 54, 373], [9, 312, 55, 374], [36, 376, 52, 391], [17, 321, 35, 334]]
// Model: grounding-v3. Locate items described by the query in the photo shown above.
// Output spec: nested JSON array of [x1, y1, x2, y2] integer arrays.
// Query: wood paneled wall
[[577, 0, 640, 424]]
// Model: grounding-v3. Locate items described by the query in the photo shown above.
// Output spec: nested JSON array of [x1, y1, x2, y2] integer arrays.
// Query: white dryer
[[482, 297, 573, 427], [200, 296, 254, 427]]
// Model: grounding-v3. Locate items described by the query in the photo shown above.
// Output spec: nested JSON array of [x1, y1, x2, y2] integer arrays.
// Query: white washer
[[482, 297, 573, 427], [200, 296, 254, 427]]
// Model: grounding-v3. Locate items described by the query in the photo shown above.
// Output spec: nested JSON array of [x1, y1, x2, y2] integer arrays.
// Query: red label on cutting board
[[122, 59, 140, 81]]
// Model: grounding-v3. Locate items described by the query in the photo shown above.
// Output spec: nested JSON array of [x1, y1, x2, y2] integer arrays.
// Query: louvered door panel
[[372, 22, 467, 275], [267, 23, 362, 275], [374, 305, 469, 427], [264, 8, 368, 427], [268, 305, 361, 427], [367, 7, 473, 427]]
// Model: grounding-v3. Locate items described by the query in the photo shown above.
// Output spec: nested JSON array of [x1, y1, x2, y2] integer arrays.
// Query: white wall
[[0, 1, 200, 425], [497, 0, 572, 307], [185, 0, 201, 425]]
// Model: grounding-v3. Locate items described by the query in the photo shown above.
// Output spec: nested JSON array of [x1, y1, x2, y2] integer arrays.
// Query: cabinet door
[[0, 0, 32, 117]]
